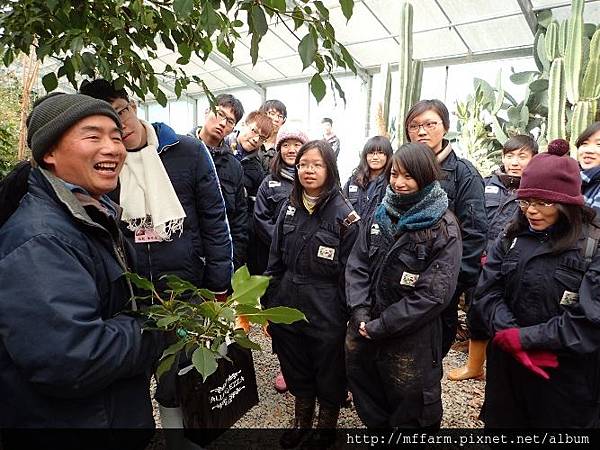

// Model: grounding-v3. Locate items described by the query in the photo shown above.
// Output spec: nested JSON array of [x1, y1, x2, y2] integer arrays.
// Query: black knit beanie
[[26, 92, 122, 164]]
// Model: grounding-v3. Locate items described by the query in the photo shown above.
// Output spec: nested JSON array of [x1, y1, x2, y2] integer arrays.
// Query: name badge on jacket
[[349, 185, 359, 193], [135, 228, 164, 243], [269, 180, 281, 188], [400, 271, 419, 287], [485, 185, 500, 194], [317, 246, 335, 260], [560, 290, 579, 306]]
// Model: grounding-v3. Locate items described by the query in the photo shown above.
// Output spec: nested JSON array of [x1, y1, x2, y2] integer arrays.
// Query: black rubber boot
[[300, 404, 340, 449], [280, 397, 316, 449]]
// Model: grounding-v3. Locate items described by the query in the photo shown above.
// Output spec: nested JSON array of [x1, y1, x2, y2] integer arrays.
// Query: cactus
[[547, 58, 567, 141], [558, 18, 569, 57], [564, 0, 584, 105], [396, 2, 413, 146], [581, 29, 600, 99], [410, 59, 423, 107], [545, 21, 560, 61], [570, 100, 590, 153], [379, 61, 392, 135]]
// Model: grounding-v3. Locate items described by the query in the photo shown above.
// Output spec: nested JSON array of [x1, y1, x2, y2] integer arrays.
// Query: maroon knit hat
[[517, 139, 584, 206]]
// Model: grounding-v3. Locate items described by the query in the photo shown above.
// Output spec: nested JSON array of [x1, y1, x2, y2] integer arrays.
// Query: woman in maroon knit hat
[[469, 139, 600, 427]]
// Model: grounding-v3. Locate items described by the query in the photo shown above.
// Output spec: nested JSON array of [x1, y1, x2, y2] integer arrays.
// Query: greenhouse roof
[[45, 0, 600, 100]]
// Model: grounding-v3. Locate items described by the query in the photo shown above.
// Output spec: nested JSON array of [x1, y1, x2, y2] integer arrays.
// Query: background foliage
[[0, 70, 22, 177], [0, 0, 357, 106]]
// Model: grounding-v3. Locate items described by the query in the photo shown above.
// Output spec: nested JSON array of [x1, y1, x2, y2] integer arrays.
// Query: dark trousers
[[441, 288, 462, 357], [271, 324, 346, 407], [345, 327, 442, 428], [483, 347, 600, 428]]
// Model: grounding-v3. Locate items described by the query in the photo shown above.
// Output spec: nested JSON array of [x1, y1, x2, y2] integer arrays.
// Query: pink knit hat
[[275, 125, 309, 152], [517, 139, 584, 206]]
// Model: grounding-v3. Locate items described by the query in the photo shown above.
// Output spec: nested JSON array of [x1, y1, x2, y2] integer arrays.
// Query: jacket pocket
[[419, 383, 443, 426]]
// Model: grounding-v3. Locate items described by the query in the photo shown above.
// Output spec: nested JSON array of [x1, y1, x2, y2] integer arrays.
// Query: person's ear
[[43, 146, 57, 170]]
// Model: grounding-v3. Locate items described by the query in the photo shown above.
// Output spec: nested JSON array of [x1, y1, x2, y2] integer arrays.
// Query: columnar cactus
[[396, 2, 413, 146]]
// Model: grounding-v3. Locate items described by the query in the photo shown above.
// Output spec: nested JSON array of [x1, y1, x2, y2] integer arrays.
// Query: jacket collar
[[32, 168, 121, 231], [437, 140, 456, 169], [153, 122, 179, 154]]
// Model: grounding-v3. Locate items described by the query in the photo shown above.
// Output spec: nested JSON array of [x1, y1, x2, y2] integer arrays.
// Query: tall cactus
[[396, 2, 413, 146], [410, 59, 423, 107], [564, 0, 584, 105], [545, 21, 560, 61], [581, 29, 600, 100], [547, 58, 566, 142], [378, 61, 392, 136]]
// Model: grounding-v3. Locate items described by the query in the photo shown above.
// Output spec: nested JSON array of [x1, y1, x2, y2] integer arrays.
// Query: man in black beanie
[[0, 92, 164, 449]]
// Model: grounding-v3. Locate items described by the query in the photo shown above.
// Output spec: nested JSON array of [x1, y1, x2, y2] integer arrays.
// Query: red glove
[[494, 329, 559, 379], [493, 328, 522, 354], [511, 350, 559, 380]]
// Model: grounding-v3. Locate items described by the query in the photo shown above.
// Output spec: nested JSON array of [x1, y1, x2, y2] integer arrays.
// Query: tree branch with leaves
[[0, 0, 357, 105]]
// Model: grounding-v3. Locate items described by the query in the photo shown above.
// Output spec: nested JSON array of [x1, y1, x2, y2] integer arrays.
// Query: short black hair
[[503, 134, 538, 155], [321, 117, 333, 125], [215, 94, 244, 124], [79, 79, 129, 103], [290, 140, 340, 211], [389, 142, 441, 190], [575, 121, 600, 148], [259, 99, 287, 119]]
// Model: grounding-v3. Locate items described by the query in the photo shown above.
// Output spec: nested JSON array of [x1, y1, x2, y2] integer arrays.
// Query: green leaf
[[161, 339, 187, 358], [509, 71, 539, 85], [220, 307, 235, 322], [243, 306, 307, 326], [251, 5, 268, 36], [529, 79, 549, 92], [125, 273, 154, 292], [234, 333, 262, 351], [271, 0, 286, 12], [196, 301, 221, 320], [310, 73, 326, 103], [156, 354, 176, 380], [70, 35, 84, 54], [339, 0, 354, 22], [162, 274, 199, 296], [156, 315, 179, 328], [231, 265, 251, 292], [230, 273, 270, 305], [42, 72, 58, 92], [154, 89, 168, 107], [173, 0, 194, 18], [298, 33, 317, 69], [192, 346, 218, 382]]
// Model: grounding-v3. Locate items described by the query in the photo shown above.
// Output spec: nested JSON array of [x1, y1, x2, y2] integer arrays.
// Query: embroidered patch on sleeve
[[286, 205, 296, 216], [317, 246, 335, 260], [560, 290, 579, 306], [400, 271, 419, 287]]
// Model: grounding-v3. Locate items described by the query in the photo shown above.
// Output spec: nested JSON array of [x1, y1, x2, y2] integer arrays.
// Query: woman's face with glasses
[[366, 149, 387, 173], [518, 198, 560, 231], [297, 147, 327, 196], [407, 109, 446, 154]]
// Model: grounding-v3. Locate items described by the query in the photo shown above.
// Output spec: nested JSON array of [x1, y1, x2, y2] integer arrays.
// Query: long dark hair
[[505, 204, 596, 254], [389, 142, 442, 190], [290, 140, 340, 211], [352, 136, 393, 188]]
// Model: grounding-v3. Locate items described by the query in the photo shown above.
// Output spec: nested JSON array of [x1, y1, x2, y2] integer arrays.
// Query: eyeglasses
[[215, 109, 236, 128], [296, 162, 325, 172], [266, 110, 285, 121], [367, 150, 385, 157], [249, 126, 269, 143], [115, 104, 134, 121], [517, 199, 555, 210], [407, 121, 442, 133]]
